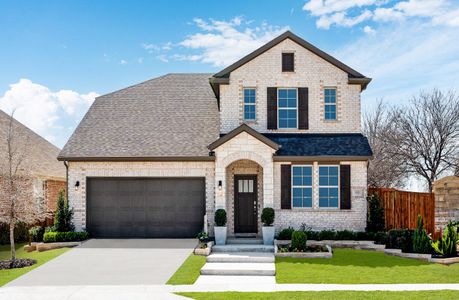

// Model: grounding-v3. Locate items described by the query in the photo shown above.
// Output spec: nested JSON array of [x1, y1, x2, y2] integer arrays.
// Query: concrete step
[[195, 275, 276, 285], [200, 262, 275, 276], [207, 252, 275, 263], [227, 239, 263, 245], [212, 244, 274, 253]]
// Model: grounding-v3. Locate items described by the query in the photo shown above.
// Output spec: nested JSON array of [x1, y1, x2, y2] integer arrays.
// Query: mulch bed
[[0, 258, 37, 270]]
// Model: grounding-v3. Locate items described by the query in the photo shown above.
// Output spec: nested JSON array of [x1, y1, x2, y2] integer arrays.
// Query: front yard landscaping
[[276, 248, 459, 284], [166, 253, 206, 285], [0, 243, 69, 286], [178, 290, 459, 300]]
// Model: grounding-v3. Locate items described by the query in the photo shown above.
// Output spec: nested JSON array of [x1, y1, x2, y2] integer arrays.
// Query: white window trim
[[277, 87, 298, 129], [243, 88, 257, 121], [318, 165, 340, 209], [324, 87, 337, 121], [291, 164, 313, 209]]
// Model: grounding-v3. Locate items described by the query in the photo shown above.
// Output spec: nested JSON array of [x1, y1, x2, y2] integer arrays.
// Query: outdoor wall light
[[218, 180, 222, 190], [75, 181, 80, 191]]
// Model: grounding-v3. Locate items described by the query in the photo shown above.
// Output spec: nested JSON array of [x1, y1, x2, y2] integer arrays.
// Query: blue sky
[[1, 0, 458, 148]]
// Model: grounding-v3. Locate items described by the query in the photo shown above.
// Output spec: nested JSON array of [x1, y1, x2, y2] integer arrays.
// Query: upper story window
[[282, 53, 294, 72], [324, 88, 337, 120], [292, 165, 313, 208], [243, 88, 256, 121], [319, 166, 339, 208], [278, 88, 297, 129]]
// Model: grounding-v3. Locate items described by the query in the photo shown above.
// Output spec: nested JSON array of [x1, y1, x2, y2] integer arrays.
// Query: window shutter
[[267, 87, 278, 130], [298, 87, 309, 130], [282, 53, 294, 72], [281, 164, 291, 209], [340, 165, 351, 210]]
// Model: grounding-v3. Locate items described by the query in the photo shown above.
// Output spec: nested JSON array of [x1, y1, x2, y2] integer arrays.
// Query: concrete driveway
[[7, 239, 196, 286]]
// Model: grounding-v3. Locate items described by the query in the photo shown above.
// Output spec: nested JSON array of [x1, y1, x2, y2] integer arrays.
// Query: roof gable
[[212, 31, 371, 89]]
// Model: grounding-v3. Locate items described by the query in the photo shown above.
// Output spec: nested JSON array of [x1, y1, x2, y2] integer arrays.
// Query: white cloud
[[0, 79, 99, 147], [156, 54, 169, 62], [137, 57, 144, 64], [304, 0, 459, 29], [363, 25, 376, 34], [175, 17, 289, 67], [120, 59, 128, 65]]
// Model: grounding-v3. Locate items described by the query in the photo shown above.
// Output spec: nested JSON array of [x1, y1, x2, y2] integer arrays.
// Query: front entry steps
[[196, 239, 276, 284]]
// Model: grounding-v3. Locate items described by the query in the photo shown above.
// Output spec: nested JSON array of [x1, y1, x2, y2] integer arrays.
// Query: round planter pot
[[262, 226, 275, 245], [214, 226, 227, 245]]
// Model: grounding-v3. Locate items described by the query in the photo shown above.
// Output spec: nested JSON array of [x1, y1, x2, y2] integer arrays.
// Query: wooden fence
[[368, 188, 435, 234]]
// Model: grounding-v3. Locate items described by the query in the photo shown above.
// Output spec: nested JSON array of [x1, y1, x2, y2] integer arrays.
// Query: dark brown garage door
[[86, 177, 205, 238]]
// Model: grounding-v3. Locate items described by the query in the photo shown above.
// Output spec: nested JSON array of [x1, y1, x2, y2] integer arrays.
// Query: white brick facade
[[67, 161, 215, 231], [219, 38, 362, 134]]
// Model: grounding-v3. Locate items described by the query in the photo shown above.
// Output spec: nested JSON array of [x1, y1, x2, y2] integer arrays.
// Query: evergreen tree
[[54, 189, 74, 232]]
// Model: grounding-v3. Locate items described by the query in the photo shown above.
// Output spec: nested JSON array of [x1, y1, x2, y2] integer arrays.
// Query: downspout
[[63, 161, 69, 202]]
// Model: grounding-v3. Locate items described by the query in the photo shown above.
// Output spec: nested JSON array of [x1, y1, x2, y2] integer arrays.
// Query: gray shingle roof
[[58, 73, 219, 160], [0, 110, 65, 179]]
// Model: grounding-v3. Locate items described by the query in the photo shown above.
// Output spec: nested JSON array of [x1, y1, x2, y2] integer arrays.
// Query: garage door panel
[[87, 177, 205, 238]]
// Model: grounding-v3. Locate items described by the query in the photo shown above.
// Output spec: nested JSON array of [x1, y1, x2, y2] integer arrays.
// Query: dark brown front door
[[234, 175, 258, 233]]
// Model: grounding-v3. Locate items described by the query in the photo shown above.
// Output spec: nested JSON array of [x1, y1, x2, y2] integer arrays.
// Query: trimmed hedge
[[277, 227, 294, 240], [386, 229, 414, 252], [43, 231, 89, 243], [276, 228, 386, 242]]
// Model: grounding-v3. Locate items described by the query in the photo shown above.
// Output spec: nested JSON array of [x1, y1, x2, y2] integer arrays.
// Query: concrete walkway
[[7, 239, 196, 286], [1, 283, 459, 300]]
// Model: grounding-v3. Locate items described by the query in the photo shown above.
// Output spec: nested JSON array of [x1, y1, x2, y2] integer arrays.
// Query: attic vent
[[282, 53, 294, 72]]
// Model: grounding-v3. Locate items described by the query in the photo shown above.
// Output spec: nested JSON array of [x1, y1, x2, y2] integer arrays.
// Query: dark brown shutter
[[298, 87, 309, 130], [267, 87, 277, 130], [282, 53, 294, 72], [340, 165, 351, 210], [281, 164, 291, 209]]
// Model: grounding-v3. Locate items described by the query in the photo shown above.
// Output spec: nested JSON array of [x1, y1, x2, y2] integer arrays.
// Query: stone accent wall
[[219, 38, 362, 134], [273, 161, 368, 232], [433, 176, 459, 231], [43, 179, 66, 212], [226, 160, 264, 237], [67, 161, 215, 232]]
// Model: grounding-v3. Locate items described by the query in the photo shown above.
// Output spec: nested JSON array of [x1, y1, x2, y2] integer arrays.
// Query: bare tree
[[388, 89, 459, 191], [0, 111, 49, 260], [364, 101, 408, 188]]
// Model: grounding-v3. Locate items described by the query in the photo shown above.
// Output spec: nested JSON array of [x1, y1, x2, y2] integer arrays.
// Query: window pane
[[288, 89, 297, 98], [293, 176, 302, 186], [248, 180, 253, 193], [303, 197, 312, 208], [319, 187, 328, 197], [238, 180, 243, 193], [303, 176, 312, 186], [319, 198, 328, 208], [293, 166, 302, 176], [319, 176, 328, 186], [329, 197, 338, 208], [304, 188, 312, 197], [293, 187, 302, 197], [279, 109, 288, 118], [329, 187, 338, 197], [293, 197, 302, 207], [329, 167, 338, 175], [329, 176, 338, 186]]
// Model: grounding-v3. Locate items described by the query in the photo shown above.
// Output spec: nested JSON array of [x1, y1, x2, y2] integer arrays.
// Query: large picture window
[[243, 88, 256, 121], [319, 166, 339, 208], [278, 88, 297, 129], [292, 165, 313, 208]]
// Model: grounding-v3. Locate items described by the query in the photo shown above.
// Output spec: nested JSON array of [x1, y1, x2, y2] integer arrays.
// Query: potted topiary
[[261, 207, 275, 245], [214, 209, 227, 245]]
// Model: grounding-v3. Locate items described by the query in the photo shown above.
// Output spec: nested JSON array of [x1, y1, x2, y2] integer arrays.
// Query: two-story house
[[58, 31, 372, 239]]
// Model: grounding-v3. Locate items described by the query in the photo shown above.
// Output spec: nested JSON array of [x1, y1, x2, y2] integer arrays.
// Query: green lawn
[[167, 253, 206, 285], [276, 249, 459, 284], [0, 243, 69, 286], [178, 291, 458, 300]]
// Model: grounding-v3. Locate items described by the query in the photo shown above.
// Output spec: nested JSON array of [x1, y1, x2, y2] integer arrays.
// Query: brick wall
[[43, 179, 66, 212], [219, 38, 362, 134], [273, 161, 368, 232]]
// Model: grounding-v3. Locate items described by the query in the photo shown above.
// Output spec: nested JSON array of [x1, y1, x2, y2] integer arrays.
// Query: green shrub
[[43, 231, 89, 243], [387, 229, 413, 252], [412, 215, 432, 254], [366, 193, 385, 232], [318, 230, 337, 240], [277, 227, 294, 240], [54, 189, 75, 232], [291, 231, 307, 251], [0, 222, 29, 245], [304, 230, 320, 241], [214, 209, 227, 227], [261, 207, 275, 226], [373, 231, 388, 245], [355, 231, 375, 241], [29, 226, 45, 242], [431, 221, 458, 257], [336, 230, 356, 240]]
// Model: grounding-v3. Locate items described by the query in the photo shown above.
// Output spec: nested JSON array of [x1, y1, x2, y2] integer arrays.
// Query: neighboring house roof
[[208, 124, 279, 151], [263, 133, 373, 160], [211, 31, 371, 90], [58, 73, 220, 161], [0, 110, 65, 179]]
